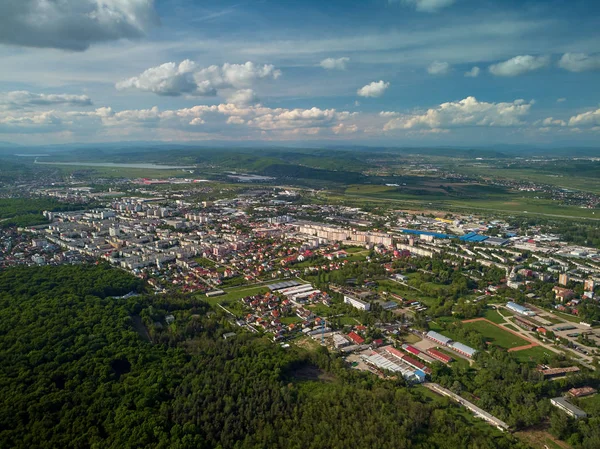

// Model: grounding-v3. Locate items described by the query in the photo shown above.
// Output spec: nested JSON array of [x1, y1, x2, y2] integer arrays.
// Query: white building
[[344, 295, 370, 311]]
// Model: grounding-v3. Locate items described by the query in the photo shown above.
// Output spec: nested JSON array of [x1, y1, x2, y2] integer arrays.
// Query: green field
[[483, 308, 506, 324], [463, 320, 530, 349], [509, 346, 556, 364], [332, 189, 600, 220], [51, 163, 190, 179], [281, 316, 302, 325], [504, 324, 520, 332]]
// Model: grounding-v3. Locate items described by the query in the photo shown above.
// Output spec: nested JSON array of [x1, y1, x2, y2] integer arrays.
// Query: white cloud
[[0, 91, 92, 109], [536, 117, 566, 127], [0, 0, 158, 51], [226, 89, 259, 106], [319, 57, 350, 70], [379, 111, 400, 117], [427, 61, 451, 75], [332, 123, 358, 134], [557, 98, 567, 103], [383, 96, 532, 130], [357, 81, 390, 98], [0, 102, 357, 140], [568, 108, 600, 127], [226, 116, 246, 125], [558, 53, 600, 73], [464, 66, 480, 77], [115, 60, 201, 96], [395, 0, 456, 13], [116, 60, 281, 97], [489, 55, 550, 77]]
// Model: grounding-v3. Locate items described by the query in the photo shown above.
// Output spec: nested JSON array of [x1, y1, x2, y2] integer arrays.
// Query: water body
[[15, 154, 50, 157], [34, 160, 195, 170]]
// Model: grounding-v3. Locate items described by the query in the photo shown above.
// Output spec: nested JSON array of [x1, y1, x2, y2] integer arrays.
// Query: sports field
[[462, 319, 531, 350], [510, 346, 556, 364]]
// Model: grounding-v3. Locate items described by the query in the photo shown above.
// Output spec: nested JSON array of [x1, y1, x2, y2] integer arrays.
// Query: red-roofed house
[[347, 331, 365, 345]]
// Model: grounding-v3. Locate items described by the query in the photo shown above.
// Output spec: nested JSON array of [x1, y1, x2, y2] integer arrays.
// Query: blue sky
[[0, 0, 599, 146]]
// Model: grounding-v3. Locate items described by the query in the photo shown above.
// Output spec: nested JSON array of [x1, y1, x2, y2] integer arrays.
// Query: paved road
[[496, 306, 596, 370], [424, 382, 510, 431]]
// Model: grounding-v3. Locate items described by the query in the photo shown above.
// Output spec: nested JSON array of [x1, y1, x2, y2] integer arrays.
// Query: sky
[[0, 0, 599, 147]]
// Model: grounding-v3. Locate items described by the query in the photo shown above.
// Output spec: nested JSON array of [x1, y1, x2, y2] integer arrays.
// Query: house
[[568, 387, 597, 398], [553, 286, 575, 302], [347, 331, 365, 345]]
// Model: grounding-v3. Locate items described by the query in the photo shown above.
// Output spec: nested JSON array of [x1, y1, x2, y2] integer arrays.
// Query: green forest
[[0, 198, 92, 228], [0, 264, 528, 449]]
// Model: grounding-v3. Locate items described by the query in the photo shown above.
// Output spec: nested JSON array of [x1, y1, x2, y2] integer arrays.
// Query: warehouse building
[[448, 341, 477, 358], [506, 301, 536, 316], [550, 397, 587, 419], [425, 330, 452, 346], [427, 348, 453, 363]]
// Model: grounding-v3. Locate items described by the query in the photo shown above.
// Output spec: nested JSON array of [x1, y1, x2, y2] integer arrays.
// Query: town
[[2, 175, 600, 439]]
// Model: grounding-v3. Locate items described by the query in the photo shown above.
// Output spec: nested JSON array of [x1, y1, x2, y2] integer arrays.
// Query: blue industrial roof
[[459, 232, 489, 242], [414, 369, 427, 381]]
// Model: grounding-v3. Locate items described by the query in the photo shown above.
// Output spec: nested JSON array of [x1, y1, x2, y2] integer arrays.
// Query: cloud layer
[[383, 96, 532, 130], [116, 61, 282, 99], [357, 81, 390, 98], [0, 91, 92, 110], [558, 53, 600, 72], [489, 55, 550, 77], [395, 0, 456, 13], [0, 0, 158, 51]]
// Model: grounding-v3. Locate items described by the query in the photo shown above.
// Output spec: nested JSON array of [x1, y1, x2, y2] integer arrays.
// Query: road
[[495, 306, 596, 370], [423, 382, 510, 431]]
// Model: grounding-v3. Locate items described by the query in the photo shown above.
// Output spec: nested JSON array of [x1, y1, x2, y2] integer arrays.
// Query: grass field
[[281, 316, 302, 325], [462, 319, 530, 349], [510, 346, 556, 364], [332, 189, 600, 220], [483, 308, 506, 324], [403, 333, 422, 344], [504, 324, 520, 332]]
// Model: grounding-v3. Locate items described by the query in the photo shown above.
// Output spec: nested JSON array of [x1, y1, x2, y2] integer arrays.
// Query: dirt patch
[[508, 343, 539, 352], [515, 427, 572, 449]]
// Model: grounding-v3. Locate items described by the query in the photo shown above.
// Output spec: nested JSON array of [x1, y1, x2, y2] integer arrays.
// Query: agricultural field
[[336, 187, 600, 220], [462, 319, 531, 350]]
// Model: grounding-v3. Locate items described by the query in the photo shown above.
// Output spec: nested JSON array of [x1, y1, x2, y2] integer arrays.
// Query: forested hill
[[0, 264, 526, 449]]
